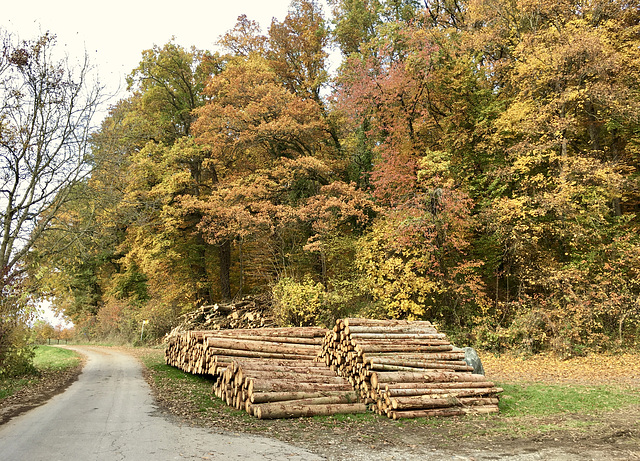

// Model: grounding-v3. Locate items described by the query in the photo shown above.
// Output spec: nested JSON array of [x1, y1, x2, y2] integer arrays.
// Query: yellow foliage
[[272, 276, 328, 327]]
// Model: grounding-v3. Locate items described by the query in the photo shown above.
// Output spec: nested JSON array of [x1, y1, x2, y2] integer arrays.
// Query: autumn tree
[[29, 41, 219, 339], [182, 155, 376, 321], [218, 14, 268, 57], [192, 49, 338, 298], [0, 30, 102, 371], [355, 153, 489, 324], [126, 40, 216, 141], [467, 0, 640, 351]]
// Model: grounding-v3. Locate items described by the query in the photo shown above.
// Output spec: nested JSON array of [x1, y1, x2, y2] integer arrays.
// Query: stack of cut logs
[[319, 318, 502, 419], [165, 318, 500, 420], [165, 327, 366, 419]]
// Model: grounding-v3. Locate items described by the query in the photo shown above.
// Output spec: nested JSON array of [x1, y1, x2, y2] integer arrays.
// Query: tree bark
[[219, 239, 232, 301]]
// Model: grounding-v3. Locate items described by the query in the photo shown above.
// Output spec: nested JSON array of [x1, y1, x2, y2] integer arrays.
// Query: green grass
[[32, 346, 82, 371], [497, 382, 640, 417], [402, 382, 640, 439], [0, 346, 82, 400]]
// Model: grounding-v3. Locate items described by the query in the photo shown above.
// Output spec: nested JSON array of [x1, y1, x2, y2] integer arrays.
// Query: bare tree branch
[[0, 29, 104, 283]]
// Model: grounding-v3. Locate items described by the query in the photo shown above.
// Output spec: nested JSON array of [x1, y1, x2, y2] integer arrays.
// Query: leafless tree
[[0, 30, 103, 283]]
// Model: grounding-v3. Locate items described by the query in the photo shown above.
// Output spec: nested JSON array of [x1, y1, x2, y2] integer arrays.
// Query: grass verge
[[498, 382, 640, 417], [32, 346, 82, 371], [0, 346, 82, 401]]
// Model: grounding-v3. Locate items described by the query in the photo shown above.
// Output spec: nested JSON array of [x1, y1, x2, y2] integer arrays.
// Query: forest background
[[2, 0, 639, 376]]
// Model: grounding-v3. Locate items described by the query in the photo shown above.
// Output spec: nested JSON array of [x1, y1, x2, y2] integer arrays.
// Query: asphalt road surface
[[0, 346, 323, 461]]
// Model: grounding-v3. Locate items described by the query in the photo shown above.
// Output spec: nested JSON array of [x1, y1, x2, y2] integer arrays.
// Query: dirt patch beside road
[[0, 362, 84, 425]]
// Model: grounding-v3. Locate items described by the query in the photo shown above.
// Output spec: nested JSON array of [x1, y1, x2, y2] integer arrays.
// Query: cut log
[[204, 347, 317, 361], [237, 368, 337, 383], [364, 352, 466, 361], [204, 327, 327, 338], [389, 391, 498, 410], [384, 381, 497, 392], [254, 402, 367, 419], [390, 396, 499, 410], [370, 371, 488, 388], [250, 390, 359, 404], [204, 334, 323, 345], [205, 337, 320, 354], [232, 359, 328, 372], [343, 318, 434, 327], [348, 333, 447, 340], [368, 363, 474, 373], [247, 379, 353, 395], [388, 404, 500, 419]]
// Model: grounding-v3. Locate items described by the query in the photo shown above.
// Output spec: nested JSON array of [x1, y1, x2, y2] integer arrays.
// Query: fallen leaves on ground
[[482, 351, 640, 387]]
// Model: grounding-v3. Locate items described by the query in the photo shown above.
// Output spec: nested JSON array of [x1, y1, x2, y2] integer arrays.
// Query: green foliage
[[0, 346, 81, 401], [272, 276, 335, 327], [0, 280, 36, 378], [30, 320, 56, 344], [111, 262, 150, 304], [273, 276, 326, 326], [355, 183, 488, 324]]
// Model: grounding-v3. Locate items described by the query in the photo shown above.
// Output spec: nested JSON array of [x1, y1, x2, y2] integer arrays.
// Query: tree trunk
[[193, 234, 212, 306], [219, 239, 231, 301]]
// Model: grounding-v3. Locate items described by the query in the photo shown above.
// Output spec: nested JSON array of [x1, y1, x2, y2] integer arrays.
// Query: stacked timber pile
[[165, 327, 323, 375], [165, 327, 366, 419], [319, 318, 502, 419], [217, 358, 365, 419], [164, 295, 276, 341]]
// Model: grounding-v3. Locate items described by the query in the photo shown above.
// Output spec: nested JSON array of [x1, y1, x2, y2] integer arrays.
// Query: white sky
[[36, 301, 72, 329], [4, 0, 298, 102]]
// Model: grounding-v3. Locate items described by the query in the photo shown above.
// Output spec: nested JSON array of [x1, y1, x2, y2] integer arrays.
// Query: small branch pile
[[164, 296, 275, 341], [319, 318, 502, 419], [165, 327, 366, 419]]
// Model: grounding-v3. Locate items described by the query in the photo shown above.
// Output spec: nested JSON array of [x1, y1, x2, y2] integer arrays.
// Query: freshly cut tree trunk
[[389, 395, 500, 410], [368, 363, 473, 372], [207, 327, 327, 337], [348, 333, 447, 340], [383, 381, 497, 391], [247, 378, 353, 395], [254, 402, 367, 419], [250, 390, 358, 404], [205, 337, 319, 354], [370, 371, 488, 388], [204, 347, 317, 361], [237, 367, 336, 383], [388, 405, 500, 419], [384, 387, 502, 398]]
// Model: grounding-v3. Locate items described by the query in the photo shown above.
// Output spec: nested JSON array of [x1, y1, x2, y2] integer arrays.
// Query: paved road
[[0, 346, 323, 461]]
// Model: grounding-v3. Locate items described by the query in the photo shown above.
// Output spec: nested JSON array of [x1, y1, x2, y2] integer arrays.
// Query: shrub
[[0, 285, 36, 378]]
